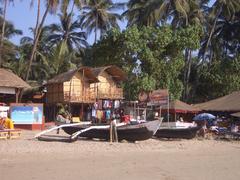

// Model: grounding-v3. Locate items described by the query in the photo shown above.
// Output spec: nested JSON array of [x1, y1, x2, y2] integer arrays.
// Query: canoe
[[155, 126, 200, 139], [62, 120, 161, 142]]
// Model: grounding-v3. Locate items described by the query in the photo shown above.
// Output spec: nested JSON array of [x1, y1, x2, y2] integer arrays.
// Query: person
[[0, 117, 5, 130], [179, 116, 184, 122], [4, 116, 14, 129]]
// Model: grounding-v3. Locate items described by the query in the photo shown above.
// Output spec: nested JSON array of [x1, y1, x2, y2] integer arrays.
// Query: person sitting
[[0, 117, 5, 130], [3, 116, 14, 129]]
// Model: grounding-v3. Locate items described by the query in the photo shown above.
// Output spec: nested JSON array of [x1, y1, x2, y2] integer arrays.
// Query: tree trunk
[[183, 49, 192, 101], [0, 0, 8, 67], [25, 4, 50, 81], [186, 50, 192, 100], [204, 6, 222, 62], [94, 13, 98, 43], [34, 0, 41, 39]]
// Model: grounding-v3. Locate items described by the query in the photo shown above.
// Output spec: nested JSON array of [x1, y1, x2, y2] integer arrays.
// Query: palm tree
[[46, 9, 88, 52], [0, 15, 22, 68], [201, 0, 240, 61], [0, 0, 14, 67], [25, 0, 61, 81], [123, 0, 193, 27], [80, 0, 124, 43]]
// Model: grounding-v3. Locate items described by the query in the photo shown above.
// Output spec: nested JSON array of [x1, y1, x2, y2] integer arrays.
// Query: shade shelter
[[194, 91, 240, 113], [231, 112, 240, 118], [0, 68, 31, 103], [92, 65, 126, 100], [158, 100, 200, 122]]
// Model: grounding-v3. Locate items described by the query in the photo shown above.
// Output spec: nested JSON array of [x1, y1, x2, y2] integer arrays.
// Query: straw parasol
[[231, 112, 240, 118], [160, 100, 200, 113], [194, 91, 240, 112]]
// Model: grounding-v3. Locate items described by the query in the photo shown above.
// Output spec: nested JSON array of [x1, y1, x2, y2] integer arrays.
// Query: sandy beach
[[1, 130, 240, 180]]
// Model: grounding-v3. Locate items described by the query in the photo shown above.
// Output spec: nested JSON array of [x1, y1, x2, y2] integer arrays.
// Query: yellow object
[[72, 117, 80, 123], [4, 117, 14, 129]]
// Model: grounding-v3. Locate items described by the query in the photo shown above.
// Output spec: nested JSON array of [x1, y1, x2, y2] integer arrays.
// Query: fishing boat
[[154, 122, 200, 139], [62, 120, 161, 142]]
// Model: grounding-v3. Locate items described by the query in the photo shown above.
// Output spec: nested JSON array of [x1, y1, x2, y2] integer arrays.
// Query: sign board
[[0, 87, 15, 94], [147, 89, 169, 106], [0, 106, 9, 118], [10, 103, 43, 124]]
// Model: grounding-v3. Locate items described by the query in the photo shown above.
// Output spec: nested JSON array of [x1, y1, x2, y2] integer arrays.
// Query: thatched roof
[[0, 68, 31, 89], [194, 91, 240, 112], [47, 67, 99, 85], [160, 100, 200, 113], [231, 112, 240, 118], [92, 65, 127, 82]]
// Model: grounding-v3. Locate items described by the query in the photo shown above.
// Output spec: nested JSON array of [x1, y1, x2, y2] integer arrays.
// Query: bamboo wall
[[46, 73, 96, 104], [46, 83, 64, 103], [92, 71, 123, 99]]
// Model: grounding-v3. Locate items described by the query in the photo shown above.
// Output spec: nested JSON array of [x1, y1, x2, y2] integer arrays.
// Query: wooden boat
[[154, 122, 200, 139], [62, 120, 161, 142]]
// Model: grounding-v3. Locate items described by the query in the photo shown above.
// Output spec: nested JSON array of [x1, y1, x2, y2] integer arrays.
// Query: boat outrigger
[[35, 119, 161, 142]]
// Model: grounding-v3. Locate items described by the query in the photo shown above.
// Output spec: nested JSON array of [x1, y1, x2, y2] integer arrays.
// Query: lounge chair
[[0, 130, 9, 140]]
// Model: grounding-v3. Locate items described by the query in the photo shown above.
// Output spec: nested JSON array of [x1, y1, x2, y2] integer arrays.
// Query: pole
[[167, 91, 169, 127]]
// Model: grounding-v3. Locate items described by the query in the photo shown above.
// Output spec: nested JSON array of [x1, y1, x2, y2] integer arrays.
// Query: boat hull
[[155, 126, 200, 139], [62, 120, 160, 141]]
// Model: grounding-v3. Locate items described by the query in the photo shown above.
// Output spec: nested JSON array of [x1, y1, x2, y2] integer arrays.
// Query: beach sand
[[1, 130, 240, 180]]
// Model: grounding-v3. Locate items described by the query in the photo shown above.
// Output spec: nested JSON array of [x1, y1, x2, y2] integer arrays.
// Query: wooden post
[[110, 121, 113, 143], [15, 88, 20, 103]]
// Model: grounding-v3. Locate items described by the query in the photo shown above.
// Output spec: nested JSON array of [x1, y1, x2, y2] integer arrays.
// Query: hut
[[159, 100, 200, 122], [194, 91, 240, 116], [92, 65, 126, 100], [0, 68, 31, 103], [45, 67, 99, 121], [90, 66, 126, 123]]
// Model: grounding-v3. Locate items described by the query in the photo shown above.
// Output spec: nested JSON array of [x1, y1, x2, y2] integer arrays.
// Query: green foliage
[[197, 57, 240, 101], [84, 25, 201, 100]]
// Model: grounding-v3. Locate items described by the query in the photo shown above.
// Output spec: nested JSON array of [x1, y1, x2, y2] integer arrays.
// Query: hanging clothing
[[103, 100, 109, 109], [96, 110, 103, 120], [106, 110, 111, 120], [97, 100, 103, 110], [114, 100, 120, 109], [94, 102, 98, 109], [92, 109, 96, 117]]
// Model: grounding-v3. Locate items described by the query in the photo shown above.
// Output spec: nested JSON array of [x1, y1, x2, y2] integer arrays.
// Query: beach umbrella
[[193, 113, 216, 121]]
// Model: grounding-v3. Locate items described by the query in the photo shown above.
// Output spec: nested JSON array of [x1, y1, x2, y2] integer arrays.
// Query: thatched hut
[[45, 67, 99, 121], [0, 68, 31, 103], [194, 91, 240, 116], [92, 65, 126, 100], [46, 67, 99, 104]]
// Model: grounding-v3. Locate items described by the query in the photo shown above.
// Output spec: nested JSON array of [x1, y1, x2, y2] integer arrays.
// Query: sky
[[5, 0, 215, 45], [5, 0, 128, 45]]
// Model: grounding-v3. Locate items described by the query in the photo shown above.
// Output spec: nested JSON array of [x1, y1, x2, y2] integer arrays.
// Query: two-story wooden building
[[45, 67, 99, 121], [92, 65, 126, 100], [45, 66, 126, 121]]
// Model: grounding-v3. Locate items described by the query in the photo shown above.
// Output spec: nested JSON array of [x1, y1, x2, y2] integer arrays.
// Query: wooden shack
[[92, 66, 126, 100], [0, 68, 31, 103], [45, 67, 99, 121]]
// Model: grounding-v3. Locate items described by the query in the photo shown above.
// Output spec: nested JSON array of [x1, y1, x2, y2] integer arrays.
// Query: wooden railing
[[97, 88, 123, 99], [63, 87, 124, 102], [64, 88, 96, 103]]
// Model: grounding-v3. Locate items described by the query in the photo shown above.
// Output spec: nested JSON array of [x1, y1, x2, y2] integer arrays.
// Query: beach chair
[[0, 130, 9, 140], [8, 129, 21, 139]]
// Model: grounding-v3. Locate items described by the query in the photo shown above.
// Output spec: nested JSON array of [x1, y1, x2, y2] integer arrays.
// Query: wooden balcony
[[64, 88, 96, 103], [97, 88, 123, 99]]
